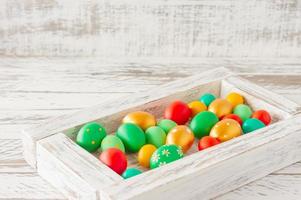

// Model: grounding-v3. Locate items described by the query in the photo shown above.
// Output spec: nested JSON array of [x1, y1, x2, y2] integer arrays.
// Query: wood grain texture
[[0, 0, 301, 57], [216, 175, 301, 200], [0, 173, 65, 200]]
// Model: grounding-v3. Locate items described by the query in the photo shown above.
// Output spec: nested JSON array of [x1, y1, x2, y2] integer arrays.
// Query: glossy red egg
[[164, 100, 192, 125], [222, 114, 243, 126], [198, 136, 220, 151], [99, 148, 127, 175], [252, 110, 271, 125]]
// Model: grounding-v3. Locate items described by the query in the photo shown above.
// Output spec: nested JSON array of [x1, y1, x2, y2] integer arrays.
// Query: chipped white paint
[[0, 1, 301, 57]]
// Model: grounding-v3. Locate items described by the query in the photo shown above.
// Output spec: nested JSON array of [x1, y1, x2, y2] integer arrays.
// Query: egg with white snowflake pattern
[[150, 144, 183, 169]]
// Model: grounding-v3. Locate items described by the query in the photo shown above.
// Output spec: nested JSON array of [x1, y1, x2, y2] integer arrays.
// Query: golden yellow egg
[[138, 144, 157, 168], [166, 125, 194, 153], [208, 99, 233, 118], [122, 111, 156, 130], [188, 101, 207, 117], [226, 92, 244, 107], [210, 119, 242, 142]]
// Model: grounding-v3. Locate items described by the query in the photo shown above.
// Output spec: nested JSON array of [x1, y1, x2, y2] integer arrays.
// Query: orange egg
[[210, 119, 242, 142], [166, 125, 194, 153], [208, 99, 233, 118], [226, 92, 244, 107], [122, 111, 156, 130], [188, 101, 207, 117], [138, 144, 157, 168]]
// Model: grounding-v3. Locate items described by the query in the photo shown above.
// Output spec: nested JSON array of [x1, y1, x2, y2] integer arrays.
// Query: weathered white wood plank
[[0, 173, 66, 200], [0, 0, 300, 57], [0, 139, 34, 173], [216, 175, 301, 200]]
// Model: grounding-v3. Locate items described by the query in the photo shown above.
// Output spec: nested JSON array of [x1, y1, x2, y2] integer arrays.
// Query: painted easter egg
[[122, 168, 142, 179], [158, 119, 177, 134], [166, 125, 194, 153], [138, 144, 157, 168], [76, 122, 107, 152], [150, 144, 183, 169], [99, 148, 127, 175], [188, 101, 207, 117], [122, 111, 156, 131], [164, 101, 192, 125], [199, 93, 216, 107], [145, 126, 166, 148], [210, 119, 242, 142], [252, 110, 271, 125], [198, 136, 220, 151], [226, 92, 244, 107], [222, 114, 243, 126], [208, 99, 233, 118], [242, 118, 265, 134], [100, 135, 125, 153], [116, 123, 145, 152], [233, 104, 252, 121], [190, 111, 219, 139]]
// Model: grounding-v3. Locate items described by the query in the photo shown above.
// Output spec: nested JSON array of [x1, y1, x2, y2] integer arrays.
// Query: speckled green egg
[[150, 144, 183, 169], [76, 122, 107, 152]]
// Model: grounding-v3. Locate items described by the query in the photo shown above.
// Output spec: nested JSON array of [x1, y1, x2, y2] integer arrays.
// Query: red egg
[[99, 148, 127, 175], [222, 114, 243, 126], [198, 136, 220, 151], [164, 100, 192, 125], [252, 110, 271, 125]]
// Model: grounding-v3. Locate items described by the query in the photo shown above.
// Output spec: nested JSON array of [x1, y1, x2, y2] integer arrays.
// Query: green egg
[[243, 118, 265, 134], [233, 104, 252, 121], [150, 144, 183, 169], [145, 126, 166, 148], [122, 168, 142, 179], [100, 135, 125, 153], [116, 123, 146, 153], [76, 122, 107, 152], [199, 93, 216, 107], [157, 119, 177, 134], [190, 111, 219, 139]]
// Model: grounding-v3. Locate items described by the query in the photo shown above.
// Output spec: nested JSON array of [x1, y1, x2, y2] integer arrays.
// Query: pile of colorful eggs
[[76, 92, 271, 179]]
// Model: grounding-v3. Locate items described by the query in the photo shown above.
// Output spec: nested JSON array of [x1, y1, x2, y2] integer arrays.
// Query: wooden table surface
[[0, 57, 300, 199], [1, 0, 301, 198]]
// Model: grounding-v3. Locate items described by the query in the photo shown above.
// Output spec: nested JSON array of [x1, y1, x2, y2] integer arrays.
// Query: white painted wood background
[[0, 0, 301, 199]]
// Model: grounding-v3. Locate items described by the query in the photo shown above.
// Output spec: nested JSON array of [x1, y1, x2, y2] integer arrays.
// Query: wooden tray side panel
[[103, 114, 301, 200], [37, 133, 122, 200]]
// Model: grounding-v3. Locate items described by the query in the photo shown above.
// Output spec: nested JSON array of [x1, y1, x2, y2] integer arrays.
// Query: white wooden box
[[22, 67, 301, 200]]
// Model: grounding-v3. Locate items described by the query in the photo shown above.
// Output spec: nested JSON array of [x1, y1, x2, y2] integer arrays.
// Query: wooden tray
[[22, 67, 301, 200]]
